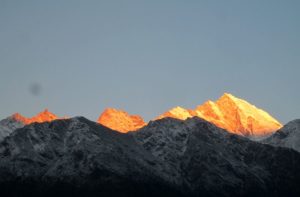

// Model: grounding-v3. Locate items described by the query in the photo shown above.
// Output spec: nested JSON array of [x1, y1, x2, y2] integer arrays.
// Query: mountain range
[[0, 93, 299, 196], [0, 109, 61, 142], [155, 93, 282, 137], [0, 93, 282, 139], [97, 93, 282, 137]]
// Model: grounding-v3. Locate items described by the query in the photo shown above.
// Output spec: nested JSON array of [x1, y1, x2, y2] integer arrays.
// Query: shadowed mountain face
[[133, 117, 300, 196], [0, 117, 299, 197], [0, 115, 25, 142], [0, 117, 180, 197], [263, 119, 300, 152]]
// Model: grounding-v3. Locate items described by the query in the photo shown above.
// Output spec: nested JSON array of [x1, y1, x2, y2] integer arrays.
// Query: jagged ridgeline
[[0, 117, 300, 197], [97, 93, 282, 137], [0, 93, 283, 141]]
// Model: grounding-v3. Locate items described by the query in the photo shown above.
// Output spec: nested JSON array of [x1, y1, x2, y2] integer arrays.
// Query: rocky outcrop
[[263, 119, 300, 152]]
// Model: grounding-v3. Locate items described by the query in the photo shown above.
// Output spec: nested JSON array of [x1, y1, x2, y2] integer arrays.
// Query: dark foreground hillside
[[0, 117, 300, 197]]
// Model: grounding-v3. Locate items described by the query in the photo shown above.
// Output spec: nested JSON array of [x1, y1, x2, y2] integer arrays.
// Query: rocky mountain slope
[[0, 117, 179, 197], [0, 117, 299, 196], [0, 114, 25, 142], [133, 117, 300, 196], [263, 119, 300, 152]]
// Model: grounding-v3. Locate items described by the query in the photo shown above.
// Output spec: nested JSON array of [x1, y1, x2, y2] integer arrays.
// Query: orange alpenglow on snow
[[157, 93, 282, 137], [97, 108, 146, 133], [156, 106, 195, 120], [11, 109, 61, 124]]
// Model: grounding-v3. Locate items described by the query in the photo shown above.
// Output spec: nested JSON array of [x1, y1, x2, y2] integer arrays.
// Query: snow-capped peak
[[156, 93, 282, 137], [97, 108, 146, 133]]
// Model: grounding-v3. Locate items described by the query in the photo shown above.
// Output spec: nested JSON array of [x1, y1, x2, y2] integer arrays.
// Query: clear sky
[[0, 0, 299, 124]]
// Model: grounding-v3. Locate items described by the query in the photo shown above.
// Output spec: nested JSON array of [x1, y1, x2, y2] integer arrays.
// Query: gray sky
[[0, 0, 299, 124]]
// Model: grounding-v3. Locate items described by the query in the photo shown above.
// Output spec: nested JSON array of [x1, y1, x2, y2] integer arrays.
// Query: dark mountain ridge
[[263, 119, 300, 152], [0, 117, 299, 197]]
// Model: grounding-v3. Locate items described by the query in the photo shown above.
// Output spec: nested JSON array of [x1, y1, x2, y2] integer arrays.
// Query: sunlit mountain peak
[[159, 93, 282, 137], [156, 106, 194, 120], [8, 93, 282, 137], [97, 108, 146, 133], [11, 109, 60, 124], [28, 109, 59, 124]]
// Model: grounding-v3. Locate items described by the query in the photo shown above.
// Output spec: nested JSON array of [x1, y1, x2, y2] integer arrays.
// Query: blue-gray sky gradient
[[0, 0, 299, 124]]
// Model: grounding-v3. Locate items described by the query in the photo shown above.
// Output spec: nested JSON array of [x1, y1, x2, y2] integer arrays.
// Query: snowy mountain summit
[[157, 93, 282, 137]]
